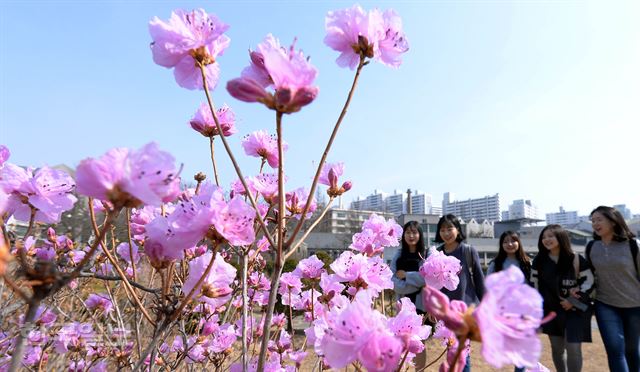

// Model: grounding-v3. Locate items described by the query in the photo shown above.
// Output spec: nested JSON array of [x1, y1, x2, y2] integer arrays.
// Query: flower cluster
[[350, 213, 402, 256], [419, 248, 462, 290]]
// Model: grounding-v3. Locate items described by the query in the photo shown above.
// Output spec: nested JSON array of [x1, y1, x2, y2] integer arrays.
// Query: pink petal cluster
[[318, 162, 352, 197], [330, 251, 393, 295], [293, 255, 325, 280], [182, 252, 237, 309], [350, 213, 402, 256], [189, 103, 236, 137], [419, 249, 462, 291], [314, 291, 403, 370], [474, 266, 544, 369], [324, 5, 409, 69], [76, 142, 181, 208], [284, 187, 316, 219], [144, 182, 256, 267], [227, 34, 319, 114], [54, 322, 95, 353], [85, 293, 114, 315], [251, 173, 280, 203], [0, 164, 77, 223], [241, 130, 287, 169], [149, 9, 230, 90], [388, 298, 432, 354]]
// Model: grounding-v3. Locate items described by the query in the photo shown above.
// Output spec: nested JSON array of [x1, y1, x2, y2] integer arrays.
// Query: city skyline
[[2, 2, 639, 218]]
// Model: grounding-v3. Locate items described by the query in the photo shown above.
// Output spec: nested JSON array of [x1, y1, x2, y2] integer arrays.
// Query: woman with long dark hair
[[390, 220, 428, 368], [487, 230, 532, 283], [588, 206, 640, 372], [532, 224, 594, 372]]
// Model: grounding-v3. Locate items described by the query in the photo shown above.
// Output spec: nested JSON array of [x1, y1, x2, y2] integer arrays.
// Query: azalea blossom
[[474, 266, 544, 369], [324, 5, 409, 69], [419, 249, 462, 291], [149, 9, 230, 90], [85, 293, 114, 315], [350, 213, 402, 256], [284, 187, 316, 219], [330, 251, 393, 295], [318, 162, 352, 197], [241, 130, 286, 169], [0, 164, 77, 223], [293, 255, 325, 280], [388, 297, 432, 354], [227, 34, 319, 113], [182, 252, 237, 309], [76, 142, 181, 208], [190, 102, 236, 137]]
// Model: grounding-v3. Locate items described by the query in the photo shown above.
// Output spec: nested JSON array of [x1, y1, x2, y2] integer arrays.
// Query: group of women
[[390, 205, 640, 372]]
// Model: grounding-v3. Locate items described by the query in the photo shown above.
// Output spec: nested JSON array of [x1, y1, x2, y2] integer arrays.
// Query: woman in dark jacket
[[532, 224, 595, 372]]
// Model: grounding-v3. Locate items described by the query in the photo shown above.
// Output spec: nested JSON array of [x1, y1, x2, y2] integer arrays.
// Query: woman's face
[[591, 212, 615, 238], [541, 229, 560, 252], [439, 223, 459, 245], [502, 236, 519, 255], [404, 227, 420, 248]]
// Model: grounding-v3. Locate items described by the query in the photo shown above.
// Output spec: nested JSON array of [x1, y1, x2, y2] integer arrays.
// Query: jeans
[[595, 301, 640, 372], [549, 335, 582, 372], [462, 353, 471, 372]]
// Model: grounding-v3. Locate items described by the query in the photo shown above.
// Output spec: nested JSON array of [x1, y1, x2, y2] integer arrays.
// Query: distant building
[[613, 204, 632, 220], [385, 190, 405, 216], [546, 206, 579, 226], [442, 192, 502, 222], [409, 191, 432, 215], [494, 217, 545, 238], [430, 206, 443, 216], [506, 199, 539, 220], [350, 190, 387, 212], [316, 208, 395, 235]]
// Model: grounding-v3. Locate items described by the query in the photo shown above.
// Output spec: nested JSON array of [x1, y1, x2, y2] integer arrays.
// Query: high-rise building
[[506, 199, 539, 220], [317, 208, 395, 235], [385, 190, 405, 215], [442, 192, 502, 222], [410, 191, 432, 215], [613, 204, 632, 220], [546, 207, 579, 226], [350, 190, 387, 212]]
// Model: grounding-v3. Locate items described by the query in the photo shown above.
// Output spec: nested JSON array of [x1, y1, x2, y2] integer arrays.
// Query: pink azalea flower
[[241, 130, 286, 168], [54, 322, 95, 354], [474, 266, 544, 369], [211, 195, 256, 246], [227, 34, 319, 114], [293, 255, 326, 280], [330, 251, 393, 295], [230, 176, 257, 198], [116, 242, 140, 264], [189, 103, 237, 137], [318, 162, 352, 197], [0, 145, 9, 167], [208, 323, 237, 353], [324, 5, 409, 69], [377, 10, 410, 68], [0, 164, 77, 224], [85, 293, 113, 314], [318, 291, 391, 369], [285, 187, 316, 219], [359, 329, 404, 372], [388, 297, 432, 354], [182, 252, 237, 309], [419, 249, 462, 291], [422, 285, 468, 335], [130, 206, 159, 241], [149, 9, 230, 90], [76, 142, 180, 208], [350, 214, 402, 256], [279, 272, 303, 297], [251, 173, 280, 203], [286, 350, 308, 368]]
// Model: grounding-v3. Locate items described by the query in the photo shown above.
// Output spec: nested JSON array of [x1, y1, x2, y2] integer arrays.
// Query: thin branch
[[285, 197, 334, 260], [209, 136, 221, 186], [197, 62, 276, 251], [78, 272, 160, 293], [286, 57, 367, 247]]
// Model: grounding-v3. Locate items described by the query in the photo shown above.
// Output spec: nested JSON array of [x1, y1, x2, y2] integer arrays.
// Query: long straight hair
[[495, 230, 531, 272], [400, 221, 426, 259], [537, 224, 574, 275], [590, 205, 636, 241]]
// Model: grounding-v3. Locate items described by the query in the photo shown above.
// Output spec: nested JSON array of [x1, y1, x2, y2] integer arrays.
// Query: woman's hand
[[559, 298, 574, 311], [396, 270, 406, 279]]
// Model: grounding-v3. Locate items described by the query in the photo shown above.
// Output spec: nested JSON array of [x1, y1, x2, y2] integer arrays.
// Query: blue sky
[[1, 0, 639, 217]]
